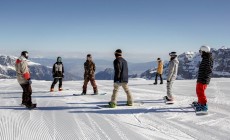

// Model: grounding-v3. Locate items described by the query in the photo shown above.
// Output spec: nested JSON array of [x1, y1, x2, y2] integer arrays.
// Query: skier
[[192, 45, 213, 114], [82, 54, 98, 95], [163, 52, 179, 103], [108, 49, 133, 108], [15, 51, 36, 109], [50, 56, 64, 92], [154, 58, 164, 85]]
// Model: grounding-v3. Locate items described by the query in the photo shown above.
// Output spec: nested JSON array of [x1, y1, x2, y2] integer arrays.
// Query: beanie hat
[[157, 58, 161, 61], [169, 52, 177, 56], [114, 49, 122, 56], [57, 56, 62, 62], [21, 51, 29, 59], [87, 54, 92, 57]]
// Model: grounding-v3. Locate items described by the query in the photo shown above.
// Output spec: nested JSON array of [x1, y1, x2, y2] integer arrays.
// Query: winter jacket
[[167, 57, 179, 82], [114, 57, 128, 83], [157, 60, 164, 74], [15, 56, 30, 85], [52, 62, 64, 78], [197, 53, 213, 84], [84, 60, 96, 79]]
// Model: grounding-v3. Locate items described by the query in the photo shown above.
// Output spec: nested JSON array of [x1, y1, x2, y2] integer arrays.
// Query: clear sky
[[0, 0, 229, 62]]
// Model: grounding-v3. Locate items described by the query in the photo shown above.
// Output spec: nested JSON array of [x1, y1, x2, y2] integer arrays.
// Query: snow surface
[[0, 79, 229, 140]]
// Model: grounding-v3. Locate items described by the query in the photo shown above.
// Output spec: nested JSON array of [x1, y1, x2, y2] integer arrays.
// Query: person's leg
[[154, 73, 158, 84], [51, 78, 59, 89], [167, 81, 174, 99], [82, 78, 89, 94], [20, 84, 27, 104], [59, 78, 63, 90], [121, 83, 133, 104], [196, 83, 207, 105], [21, 84, 32, 106], [90, 77, 98, 93], [110, 83, 120, 104], [160, 74, 163, 84]]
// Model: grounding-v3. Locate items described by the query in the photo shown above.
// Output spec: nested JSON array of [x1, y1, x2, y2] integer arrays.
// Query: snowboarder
[[192, 45, 213, 114], [50, 56, 64, 92], [164, 52, 179, 103], [108, 49, 133, 108], [154, 58, 164, 85], [15, 51, 36, 109], [82, 54, 98, 95]]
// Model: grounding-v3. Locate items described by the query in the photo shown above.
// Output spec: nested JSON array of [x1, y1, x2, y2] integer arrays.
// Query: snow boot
[[192, 101, 200, 108], [108, 102, 116, 108], [26, 103, 37, 109], [160, 82, 163, 84], [126, 101, 133, 106], [81, 92, 86, 95], [163, 96, 174, 104], [195, 104, 208, 115], [59, 88, 63, 91], [50, 88, 54, 92], [153, 82, 157, 85]]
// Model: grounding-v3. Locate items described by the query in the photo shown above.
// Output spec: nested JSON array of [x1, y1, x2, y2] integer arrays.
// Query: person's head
[[21, 51, 29, 59], [169, 52, 177, 60], [87, 54, 92, 61], [114, 49, 122, 58], [199, 45, 211, 55], [157, 58, 161, 62], [57, 56, 62, 63]]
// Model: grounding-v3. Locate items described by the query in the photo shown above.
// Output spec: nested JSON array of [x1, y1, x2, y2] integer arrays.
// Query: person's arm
[[114, 60, 121, 81], [52, 64, 55, 74], [167, 62, 175, 82], [21, 61, 30, 80], [93, 62, 96, 72]]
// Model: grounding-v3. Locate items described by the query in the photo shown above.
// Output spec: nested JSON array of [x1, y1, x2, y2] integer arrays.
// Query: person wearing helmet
[[108, 49, 133, 108], [15, 51, 36, 109], [163, 52, 179, 103], [154, 58, 164, 85], [50, 56, 64, 92], [192, 45, 213, 114], [82, 54, 98, 95]]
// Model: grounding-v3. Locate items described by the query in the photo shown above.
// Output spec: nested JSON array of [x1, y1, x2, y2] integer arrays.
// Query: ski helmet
[[21, 51, 29, 59], [199, 45, 211, 53], [169, 52, 177, 57], [57, 56, 62, 63]]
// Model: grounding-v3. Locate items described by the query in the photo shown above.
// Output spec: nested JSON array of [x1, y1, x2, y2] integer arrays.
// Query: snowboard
[[190, 103, 208, 115], [97, 102, 144, 109], [50, 89, 70, 92], [21, 104, 37, 110], [73, 93, 107, 96]]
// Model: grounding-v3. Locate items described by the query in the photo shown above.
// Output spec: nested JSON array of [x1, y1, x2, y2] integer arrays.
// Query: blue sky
[[0, 0, 229, 62]]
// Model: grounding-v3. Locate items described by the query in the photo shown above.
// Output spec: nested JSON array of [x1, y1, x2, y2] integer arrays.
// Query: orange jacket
[[157, 60, 164, 74]]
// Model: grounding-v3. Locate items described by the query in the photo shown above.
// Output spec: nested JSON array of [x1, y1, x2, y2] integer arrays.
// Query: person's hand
[[28, 79, 32, 85], [167, 80, 170, 83], [62, 74, 65, 78]]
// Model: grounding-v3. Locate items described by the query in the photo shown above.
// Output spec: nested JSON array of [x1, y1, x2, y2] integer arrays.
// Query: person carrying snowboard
[[82, 54, 98, 95], [50, 56, 64, 92], [154, 58, 164, 85], [164, 52, 179, 103], [192, 45, 213, 114], [15, 51, 36, 109], [108, 49, 133, 108]]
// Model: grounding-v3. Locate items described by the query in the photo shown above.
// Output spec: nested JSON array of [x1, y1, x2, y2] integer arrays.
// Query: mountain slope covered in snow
[[0, 79, 229, 140]]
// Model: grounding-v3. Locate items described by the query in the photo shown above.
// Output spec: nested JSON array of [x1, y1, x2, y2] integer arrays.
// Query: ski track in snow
[[0, 79, 229, 140]]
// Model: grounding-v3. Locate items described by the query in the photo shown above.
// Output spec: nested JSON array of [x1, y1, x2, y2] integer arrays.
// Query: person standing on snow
[[50, 56, 64, 92], [15, 51, 36, 108], [108, 49, 133, 108], [154, 58, 164, 85], [163, 52, 179, 103], [82, 54, 98, 95], [192, 45, 213, 113]]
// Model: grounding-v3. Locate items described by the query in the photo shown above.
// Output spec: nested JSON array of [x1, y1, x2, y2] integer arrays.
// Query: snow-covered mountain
[[0, 55, 78, 80], [140, 47, 230, 80]]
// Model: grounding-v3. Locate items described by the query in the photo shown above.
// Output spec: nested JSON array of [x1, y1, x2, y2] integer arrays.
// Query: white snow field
[[0, 78, 229, 140]]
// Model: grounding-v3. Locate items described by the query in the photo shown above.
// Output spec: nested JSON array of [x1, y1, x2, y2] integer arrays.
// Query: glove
[[28, 79, 32, 85], [62, 74, 65, 78], [167, 80, 170, 83]]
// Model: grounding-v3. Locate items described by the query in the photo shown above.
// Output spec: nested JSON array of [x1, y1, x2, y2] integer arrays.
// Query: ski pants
[[196, 83, 207, 105], [155, 73, 163, 83], [51, 78, 62, 89], [20, 84, 32, 105], [83, 77, 98, 93], [110, 82, 133, 104], [167, 81, 174, 98]]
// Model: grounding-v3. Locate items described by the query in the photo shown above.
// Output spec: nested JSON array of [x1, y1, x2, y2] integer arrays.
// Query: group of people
[[15, 46, 213, 113]]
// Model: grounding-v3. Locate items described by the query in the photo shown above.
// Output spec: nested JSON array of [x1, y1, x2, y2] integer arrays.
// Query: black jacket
[[52, 62, 64, 78], [114, 57, 128, 83], [197, 53, 213, 84]]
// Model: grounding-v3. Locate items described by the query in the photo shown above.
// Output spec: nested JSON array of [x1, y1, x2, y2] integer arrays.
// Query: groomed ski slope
[[0, 78, 229, 140]]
